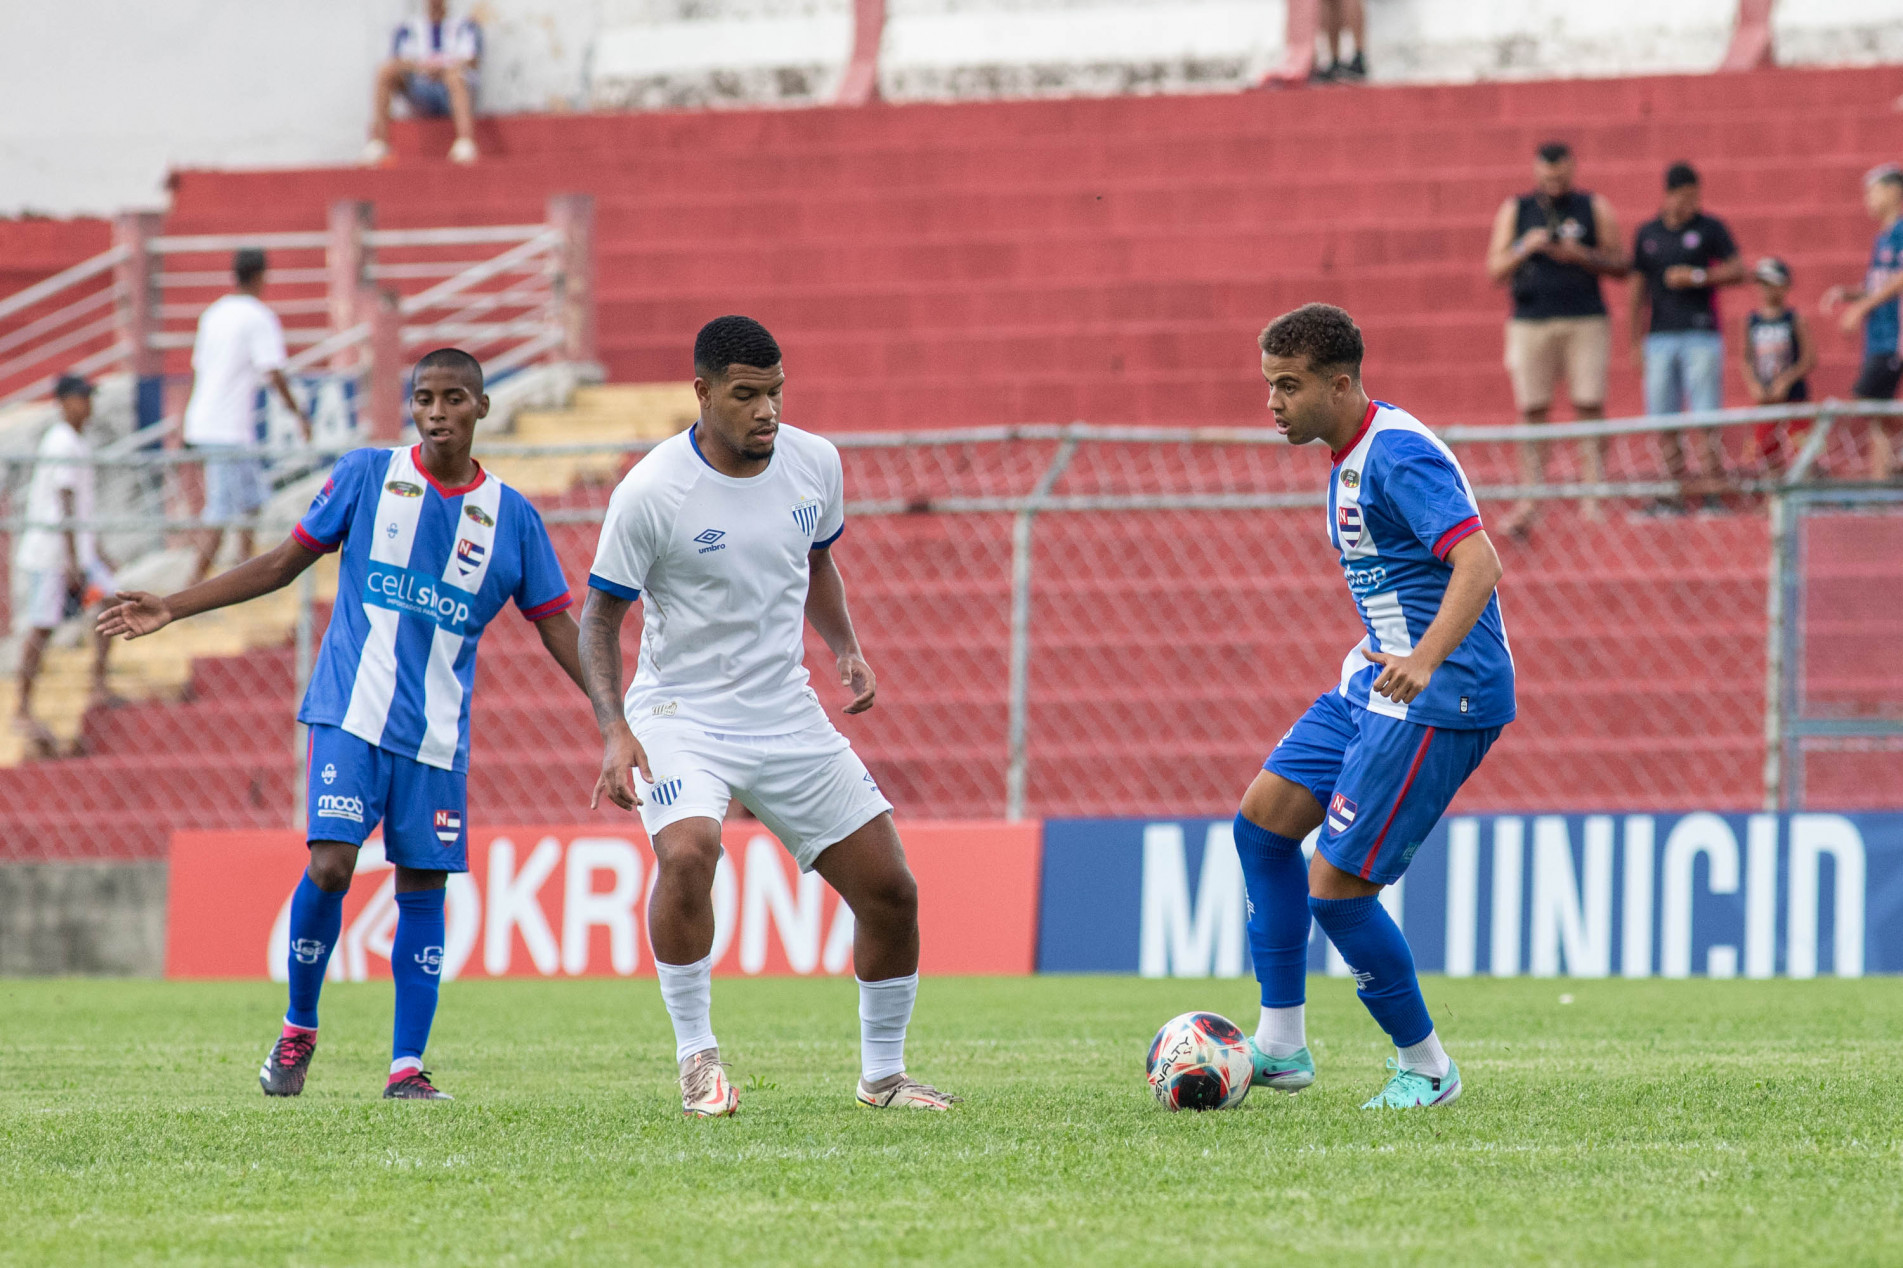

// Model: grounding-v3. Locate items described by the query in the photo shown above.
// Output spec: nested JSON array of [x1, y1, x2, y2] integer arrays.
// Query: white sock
[[656, 955, 717, 1063], [858, 972, 918, 1083], [1398, 1030, 1450, 1079], [1255, 1004, 1306, 1058]]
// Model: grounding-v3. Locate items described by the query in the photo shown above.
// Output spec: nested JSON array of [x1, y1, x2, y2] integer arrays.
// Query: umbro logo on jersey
[[464, 504, 494, 527], [694, 529, 727, 554], [791, 499, 821, 537], [1337, 504, 1364, 549], [385, 480, 423, 498], [650, 779, 683, 806], [434, 810, 461, 843], [1327, 792, 1358, 835]]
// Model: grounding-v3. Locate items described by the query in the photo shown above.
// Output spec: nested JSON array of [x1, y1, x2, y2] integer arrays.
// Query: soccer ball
[[1145, 1011, 1252, 1111]]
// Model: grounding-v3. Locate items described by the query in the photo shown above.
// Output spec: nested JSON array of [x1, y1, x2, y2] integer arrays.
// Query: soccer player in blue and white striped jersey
[[101, 348, 588, 1100]]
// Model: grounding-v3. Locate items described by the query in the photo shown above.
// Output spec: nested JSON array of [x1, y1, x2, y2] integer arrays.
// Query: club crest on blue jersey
[[1327, 792, 1358, 835], [1337, 504, 1364, 550], [650, 778, 683, 806], [791, 498, 821, 537], [454, 538, 487, 577], [433, 809, 462, 843]]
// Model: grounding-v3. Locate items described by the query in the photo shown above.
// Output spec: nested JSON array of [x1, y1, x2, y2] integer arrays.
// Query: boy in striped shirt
[[100, 348, 585, 1100]]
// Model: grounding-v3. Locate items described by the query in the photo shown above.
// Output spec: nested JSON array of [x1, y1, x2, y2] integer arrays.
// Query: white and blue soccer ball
[[1145, 1011, 1252, 1111]]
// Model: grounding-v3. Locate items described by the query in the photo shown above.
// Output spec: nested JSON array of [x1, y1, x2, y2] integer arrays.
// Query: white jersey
[[16, 418, 99, 572], [588, 423, 846, 735], [183, 294, 287, 447]]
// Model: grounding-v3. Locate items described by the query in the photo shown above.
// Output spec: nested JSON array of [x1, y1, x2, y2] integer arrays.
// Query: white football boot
[[679, 1048, 738, 1118], [856, 1072, 958, 1110]]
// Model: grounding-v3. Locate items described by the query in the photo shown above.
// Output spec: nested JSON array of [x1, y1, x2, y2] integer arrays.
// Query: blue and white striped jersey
[[1327, 401, 1515, 729], [294, 445, 572, 772]]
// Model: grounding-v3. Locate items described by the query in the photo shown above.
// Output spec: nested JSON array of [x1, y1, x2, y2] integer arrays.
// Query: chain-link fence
[[0, 399, 1897, 859]]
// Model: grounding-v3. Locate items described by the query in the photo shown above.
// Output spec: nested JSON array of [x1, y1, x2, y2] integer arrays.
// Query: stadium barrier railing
[[0, 397, 1896, 864]]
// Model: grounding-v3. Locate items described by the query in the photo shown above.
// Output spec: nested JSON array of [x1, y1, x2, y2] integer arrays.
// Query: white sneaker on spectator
[[360, 138, 391, 166], [448, 138, 478, 164]]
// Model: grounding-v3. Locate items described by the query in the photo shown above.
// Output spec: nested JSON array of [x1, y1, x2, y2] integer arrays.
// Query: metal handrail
[[0, 286, 118, 359], [365, 225, 547, 248], [398, 230, 559, 317], [6, 399, 1893, 467], [0, 314, 121, 384], [150, 231, 328, 254], [0, 247, 127, 323]]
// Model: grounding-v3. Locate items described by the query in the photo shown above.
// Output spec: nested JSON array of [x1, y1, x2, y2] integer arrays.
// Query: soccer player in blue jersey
[[1231, 304, 1514, 1109], [100, 348, 586, 1101]]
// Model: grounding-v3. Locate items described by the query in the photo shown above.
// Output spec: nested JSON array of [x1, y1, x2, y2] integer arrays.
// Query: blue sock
[[1308, 894, 1433, 1048], [1233, 814, 1310, 1008], [390, 889, 447, 1066], [284, 872, 346, 1030]]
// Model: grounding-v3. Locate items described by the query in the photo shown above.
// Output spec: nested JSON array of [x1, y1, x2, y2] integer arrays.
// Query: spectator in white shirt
[[13, 375, 117, 755], [362, 0, 483, 166], [182, 248, 310, 585]]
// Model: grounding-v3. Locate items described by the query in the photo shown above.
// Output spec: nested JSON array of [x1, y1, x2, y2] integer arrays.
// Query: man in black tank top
[[1486, 142, 1629, 537]]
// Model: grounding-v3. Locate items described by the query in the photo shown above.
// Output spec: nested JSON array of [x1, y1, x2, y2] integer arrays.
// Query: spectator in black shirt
[[1628, 162, 1746, 499], [1486, 140, 1627, 536]]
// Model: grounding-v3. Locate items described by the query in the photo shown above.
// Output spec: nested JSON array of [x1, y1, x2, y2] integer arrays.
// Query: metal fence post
[[1004, 432, 1081, 820], [111, 212, 163, 431], [327, 201, 373, 396], [1761, 488, 1788, 811], [362, 286, 404, 440], [546, 193, 596, 367]]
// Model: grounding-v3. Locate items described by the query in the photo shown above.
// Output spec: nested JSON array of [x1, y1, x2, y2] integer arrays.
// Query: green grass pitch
[[2, 975, 1900, 1265]]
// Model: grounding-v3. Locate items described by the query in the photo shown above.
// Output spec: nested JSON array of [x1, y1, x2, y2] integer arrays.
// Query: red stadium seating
[[4, 64, 1900, 857]]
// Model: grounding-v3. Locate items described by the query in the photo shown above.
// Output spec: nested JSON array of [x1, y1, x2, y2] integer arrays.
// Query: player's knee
[[652, 830, 722, 892], [377, 59, 406, 86], [858, 865, 918, 931], [305, 845, 355, 892]]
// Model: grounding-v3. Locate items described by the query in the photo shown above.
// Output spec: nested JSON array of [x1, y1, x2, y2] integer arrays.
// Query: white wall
[[0, 0, 1896, 217]]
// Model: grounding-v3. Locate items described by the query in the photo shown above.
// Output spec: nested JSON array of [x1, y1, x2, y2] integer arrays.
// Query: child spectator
[[1741, 258, 1816, 473]]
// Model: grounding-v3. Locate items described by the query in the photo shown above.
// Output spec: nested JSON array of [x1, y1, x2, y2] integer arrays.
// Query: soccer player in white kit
[[580, 316, 955, 1116]]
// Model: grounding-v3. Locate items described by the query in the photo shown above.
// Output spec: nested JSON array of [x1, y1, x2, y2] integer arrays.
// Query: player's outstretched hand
[[590, 724, 652, 812], [838, 652, 877, 714], [1364, 648, 1433, 705], [96, 591, 172, 641]]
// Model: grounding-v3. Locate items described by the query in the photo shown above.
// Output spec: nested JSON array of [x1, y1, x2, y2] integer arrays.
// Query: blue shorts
[[306, 724, 468, 872], [195, 445, 267, 525], [403, 75, 454, 116], [1265, 691, 1500, 886]]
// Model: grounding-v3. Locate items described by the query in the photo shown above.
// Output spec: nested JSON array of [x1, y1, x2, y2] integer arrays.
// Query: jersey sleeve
[[1706, 217, 1739, 263], [292, 450, 365, 553], [1376, 435, 1483, 561], [588, 476, 660, 601], [813, 443, 845, 549], [512, 498, 573, 621]]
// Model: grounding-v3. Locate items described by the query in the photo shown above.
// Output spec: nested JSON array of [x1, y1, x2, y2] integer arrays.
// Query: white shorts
[[631, 716, 893, 871], [16, 561, 111, 632]]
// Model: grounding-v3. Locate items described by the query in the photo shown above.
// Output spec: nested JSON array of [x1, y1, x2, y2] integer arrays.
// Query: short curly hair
[[694, 315, 782, 380], [1258, 304, 1364, 379]]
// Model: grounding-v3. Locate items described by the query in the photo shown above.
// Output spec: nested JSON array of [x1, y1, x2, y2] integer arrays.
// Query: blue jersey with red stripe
[[1325, 401, 1515, 729], [293, 445, 573, 772]]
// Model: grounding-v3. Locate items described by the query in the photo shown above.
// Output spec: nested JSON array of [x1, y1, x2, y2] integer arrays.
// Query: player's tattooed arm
[[578, 588, 652, 810], [806, 546, 876, 714], [1364, 531, 1505, 705], [96, 536, 324, 640]]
